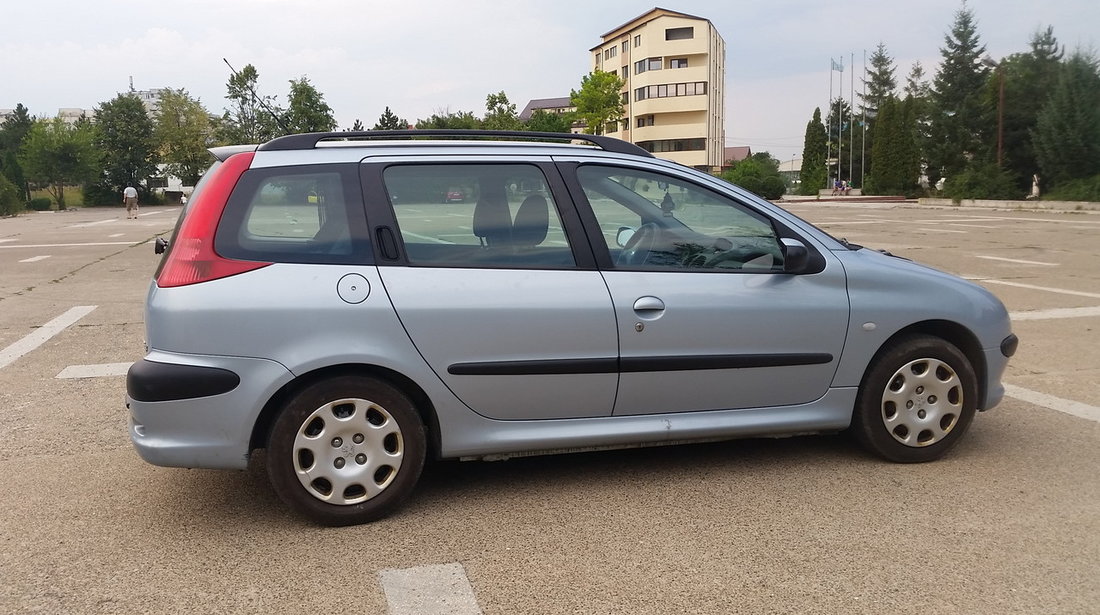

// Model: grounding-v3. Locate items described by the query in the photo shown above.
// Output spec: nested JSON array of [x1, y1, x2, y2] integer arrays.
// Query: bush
[[1046, 175, 1100, 202], [82, 182, 118, 207], [28, 197, 52, 211], [944, 162, 1020, 202], [0, 174, 21, 216]]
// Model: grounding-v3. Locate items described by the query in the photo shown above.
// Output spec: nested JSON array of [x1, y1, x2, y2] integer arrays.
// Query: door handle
[[633, 296, 665, 313]]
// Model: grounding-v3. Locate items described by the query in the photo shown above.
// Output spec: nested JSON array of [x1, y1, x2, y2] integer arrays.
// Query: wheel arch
[[249, 363, 442, 459], [863, 320, 989, 409]]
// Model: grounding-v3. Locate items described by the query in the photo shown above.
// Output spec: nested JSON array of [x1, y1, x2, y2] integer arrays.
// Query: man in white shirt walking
[[123, 185, 139, 219]]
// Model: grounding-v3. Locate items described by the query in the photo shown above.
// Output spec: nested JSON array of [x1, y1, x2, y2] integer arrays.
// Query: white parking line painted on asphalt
[[1010, 306, 1100, 321], [947, 223, 1001, 229], [0, 242, 133, 249], [983, 279, 1100, 299], [68, 219, 114, 228], [919, 228, 968, 233], [976, 255, 1058, 266], [0, 238, 16, 243], [138, 209, 177, 217], [56, 362, 133, 379], [379, 563, 482, 615], [815, 220, 890, 226], [19, 255, 51, 263], [1005, 384, 1100, 423], [0, 306, 97, 370], [108, 233, 124, 238]]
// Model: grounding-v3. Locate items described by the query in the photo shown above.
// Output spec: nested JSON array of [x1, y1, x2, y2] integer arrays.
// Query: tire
[[852, 335, 978, 463], [266, 375, 426, 525]]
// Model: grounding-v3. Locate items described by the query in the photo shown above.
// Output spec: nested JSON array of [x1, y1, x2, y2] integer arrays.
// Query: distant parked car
[[444, 190, 464, 203], [128, 129, 1017, 526]]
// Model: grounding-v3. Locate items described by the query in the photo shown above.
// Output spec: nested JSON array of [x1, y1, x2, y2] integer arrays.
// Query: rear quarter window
[[215, 164, 372, 264]]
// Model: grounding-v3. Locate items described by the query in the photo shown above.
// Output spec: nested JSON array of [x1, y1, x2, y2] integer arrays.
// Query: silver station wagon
[[127, 130, 1017, 525]]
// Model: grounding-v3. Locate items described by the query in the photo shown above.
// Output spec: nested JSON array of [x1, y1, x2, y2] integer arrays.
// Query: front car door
[[566, 161, 850, 416], [365, 159, 618, 420]]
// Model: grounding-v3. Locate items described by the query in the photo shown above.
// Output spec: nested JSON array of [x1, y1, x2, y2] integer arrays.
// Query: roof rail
[[257, 129, 654, 158]]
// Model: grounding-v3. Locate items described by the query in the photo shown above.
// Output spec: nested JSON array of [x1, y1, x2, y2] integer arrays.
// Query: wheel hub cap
[[880, 358, 963, 447]]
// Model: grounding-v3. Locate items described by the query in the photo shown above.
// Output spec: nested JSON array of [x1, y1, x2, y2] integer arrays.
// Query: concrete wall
[[918, 198, 1100, 211]]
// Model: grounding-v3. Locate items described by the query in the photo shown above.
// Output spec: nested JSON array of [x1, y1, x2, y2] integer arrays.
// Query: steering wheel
[[618, 223, 659, 266]]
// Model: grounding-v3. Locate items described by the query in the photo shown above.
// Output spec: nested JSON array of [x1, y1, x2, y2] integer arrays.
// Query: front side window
[[383, 164, 575, 268], [577, 165, 783, 272]]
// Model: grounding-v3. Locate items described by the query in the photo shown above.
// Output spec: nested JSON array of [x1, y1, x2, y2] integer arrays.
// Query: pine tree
[[859, 43, 898, 180], [927, 2, 989, 186], [1032, 51, 1100, 186], [373, 107, 408, 130], [799, 108, 828, 195]]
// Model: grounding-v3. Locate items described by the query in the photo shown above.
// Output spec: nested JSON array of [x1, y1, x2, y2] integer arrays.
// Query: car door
[[364, 159, 619, 420], [566, 161, 850, 416]]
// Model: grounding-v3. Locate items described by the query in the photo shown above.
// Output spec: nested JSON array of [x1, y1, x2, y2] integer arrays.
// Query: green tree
[[218, 63, 283, 143], [525, 109, 575, 133], [373, 107, 408, 130], [347, 119, 365, 132], [0, 103, 34, 202], [859, 43, 898, 179], [1032, 51, 1100, 187], [983, 27, 1064, 191], [866, 96, 920, 195], [570, 70, 625, 135], [18, 117, 100, 209], [720, 152, 785, 200], [483, 91, 521, 130], [94, 93, 159, 196], [155, 89, 215, 187], [799, 107, 828, 195], [284, 77, 337, 134], [415, 109, 482, 129], [904, 60, 933, 180], [927, 2, 989, 186], [0, 171, 21, 216]]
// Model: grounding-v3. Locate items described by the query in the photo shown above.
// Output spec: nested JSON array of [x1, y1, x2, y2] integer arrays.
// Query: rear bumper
[[127, 351, 293, 469]]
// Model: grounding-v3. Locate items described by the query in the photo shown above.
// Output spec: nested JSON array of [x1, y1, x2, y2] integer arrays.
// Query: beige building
[[591, 7, 725, 170]]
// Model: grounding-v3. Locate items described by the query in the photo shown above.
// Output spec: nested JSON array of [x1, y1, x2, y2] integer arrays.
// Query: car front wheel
[[852, 335, 978, 463], [266, 375, 426, 525]]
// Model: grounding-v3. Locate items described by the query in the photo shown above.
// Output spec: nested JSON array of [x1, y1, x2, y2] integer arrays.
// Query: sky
[[3, 0, 1098, 161]]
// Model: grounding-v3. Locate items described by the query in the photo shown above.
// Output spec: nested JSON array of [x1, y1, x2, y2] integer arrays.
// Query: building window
[[635, 57, 663, 75], [606, 120, 619, 133], [635, 115, 655, 128], [648, 57, 662, 71], [634, 35, 641, 46], [665, 27, 694, 40], [621, 92, 629, 104], [670, 58, 688, 69], [622, 41, 628, 53], [637, 138, 706, 153], [634, 81, 708, 101], [622, 66, 628, 79]]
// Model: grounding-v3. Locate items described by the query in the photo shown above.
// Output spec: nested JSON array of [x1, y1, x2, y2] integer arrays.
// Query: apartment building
[[591, 7, 725, 171]]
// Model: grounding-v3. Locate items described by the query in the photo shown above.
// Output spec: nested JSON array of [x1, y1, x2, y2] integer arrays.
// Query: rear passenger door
[[363, 159, 619, 420]]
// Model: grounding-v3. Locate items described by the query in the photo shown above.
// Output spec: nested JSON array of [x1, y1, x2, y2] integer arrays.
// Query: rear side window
[[215, 164, 371, 264], [382, 164, 575, 268]]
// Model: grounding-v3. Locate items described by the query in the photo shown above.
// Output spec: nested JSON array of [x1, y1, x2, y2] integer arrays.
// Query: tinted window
[[216, 164, 370, 264], [577, 165, 784, 272], [383, 164, 575, 268]]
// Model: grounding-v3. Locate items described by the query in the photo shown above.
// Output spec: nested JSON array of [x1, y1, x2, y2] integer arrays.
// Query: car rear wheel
[[267, 375, 426, 525], [852, 335, 977, 463]]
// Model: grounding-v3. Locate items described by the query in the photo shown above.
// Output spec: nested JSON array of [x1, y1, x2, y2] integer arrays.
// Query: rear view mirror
[[616, 226, 635, 248], [780, 238, 809, 273]]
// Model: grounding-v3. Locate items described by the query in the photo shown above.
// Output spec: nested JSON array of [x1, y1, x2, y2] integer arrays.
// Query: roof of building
[[518, 96, 574, 121], [723, 146, 752, 163], [594, 7, 713, 46]]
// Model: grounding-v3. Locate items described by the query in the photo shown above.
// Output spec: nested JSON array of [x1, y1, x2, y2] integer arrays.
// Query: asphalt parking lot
[[0, 202, 1097, 614]]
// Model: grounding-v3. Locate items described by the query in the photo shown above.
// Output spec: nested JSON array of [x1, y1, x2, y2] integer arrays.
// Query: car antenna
[[222, 58, 291, 136]]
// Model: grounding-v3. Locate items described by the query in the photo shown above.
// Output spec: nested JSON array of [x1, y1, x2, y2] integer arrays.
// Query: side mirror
[[780, 238, 809, 273], [616, 226, 635, 248]]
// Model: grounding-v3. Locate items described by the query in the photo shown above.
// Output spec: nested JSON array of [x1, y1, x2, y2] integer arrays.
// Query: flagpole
[[861, 49, 867, 189], [850, 51, 855, 189], [828, 58, 833, 189], [837, 56, 843, 188]]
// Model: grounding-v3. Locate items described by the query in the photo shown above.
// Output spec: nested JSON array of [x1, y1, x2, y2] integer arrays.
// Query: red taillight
[[157, 152, 272, 288]]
